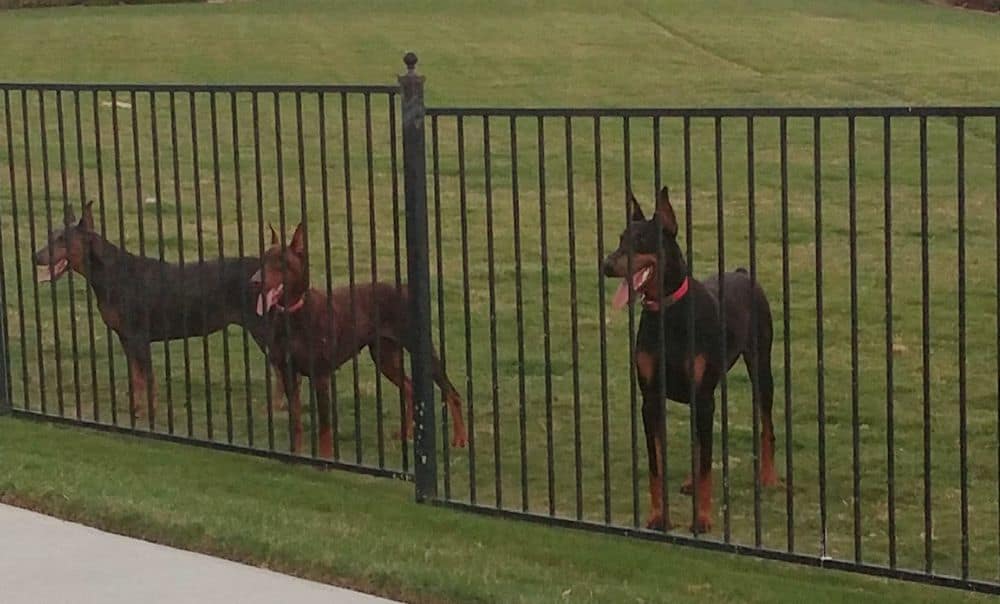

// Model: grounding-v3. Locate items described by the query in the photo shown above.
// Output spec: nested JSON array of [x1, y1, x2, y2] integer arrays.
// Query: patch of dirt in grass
[[934, 0, 1000, 13]]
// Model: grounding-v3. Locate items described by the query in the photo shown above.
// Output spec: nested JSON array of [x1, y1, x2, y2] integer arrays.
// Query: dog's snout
[[602, 254, 621, 278]]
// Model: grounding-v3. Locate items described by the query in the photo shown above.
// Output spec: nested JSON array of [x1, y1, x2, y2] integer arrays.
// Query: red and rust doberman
[[253, 223, 468, 457], [33, 201, 269, 421], [602, 187, 780, 533]]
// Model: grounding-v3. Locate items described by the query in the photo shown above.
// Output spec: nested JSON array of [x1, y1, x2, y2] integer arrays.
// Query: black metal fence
[[1, 56, 999, 595]]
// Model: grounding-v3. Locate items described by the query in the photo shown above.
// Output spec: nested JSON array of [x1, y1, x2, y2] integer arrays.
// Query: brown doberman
[[602, 187, 780, 533], [253, 223, 468, 457]]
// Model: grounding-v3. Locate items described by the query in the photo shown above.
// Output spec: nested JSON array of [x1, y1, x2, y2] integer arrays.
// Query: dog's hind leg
[[313, 374, 333, 459], [123, 339, 157, 425], [743, 319, 779, 488], [369, 338, 415, 442]]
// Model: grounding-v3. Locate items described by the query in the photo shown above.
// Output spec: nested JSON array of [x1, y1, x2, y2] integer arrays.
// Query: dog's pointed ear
[[269, 223, 279, 246], [655, 186, 678, 237], [627, 191, 645, 222], [78, 200, 95, 231], [289, 223, 306, 256], [64, 205, 77, 226]]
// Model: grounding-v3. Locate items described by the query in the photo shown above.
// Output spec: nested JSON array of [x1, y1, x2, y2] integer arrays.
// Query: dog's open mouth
[[612, 264, 655, 310], [256, 284, 284, 316], [36, 259, 69, 283]]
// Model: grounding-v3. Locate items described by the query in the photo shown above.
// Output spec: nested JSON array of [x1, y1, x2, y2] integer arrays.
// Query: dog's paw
[[645, 513, 673, 532], [690, 514, 713, 534], [679, 475, 693, 496], [451, 432, 469, 448]]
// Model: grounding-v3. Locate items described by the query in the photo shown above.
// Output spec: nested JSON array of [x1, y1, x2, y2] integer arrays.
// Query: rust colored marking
[[636, 350, 656, 385]]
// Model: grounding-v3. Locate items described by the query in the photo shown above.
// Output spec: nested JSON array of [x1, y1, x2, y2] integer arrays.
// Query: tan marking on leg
[[635, 350, 656, 385]]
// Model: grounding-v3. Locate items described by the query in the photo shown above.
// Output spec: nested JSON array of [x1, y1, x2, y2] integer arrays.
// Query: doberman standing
[[33, 201, 268, 421], [253, 223, 468, 457], [603, 187, 780, 533]]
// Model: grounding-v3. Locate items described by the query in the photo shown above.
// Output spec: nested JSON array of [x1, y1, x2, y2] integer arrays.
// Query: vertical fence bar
[[0, 94, 8, 416], [251, 92, 275, 450], [111, 90, 129, 427], [565, 116, 583, 521], [318, 92, 340, 461], [294, 91, 318, 459], [24, 90, 49, 417], [747, 116, 762, 547], [882, 115, 896, 569], [483, 115, 501, 508], [274, 92, 296, 454], [654, 116, 670, 533], [363, 92, 385, 466], [458, 115, 476, 505], [919, 115, 932, 574], [399, 54, 437, 501], [682, 115, 697, 535], [4, 91, 30, 414], [713, 116, 728, 540], [956, 116, 968, 580], [150, 92, 172, 434], [624, 115, 639, 529], [388, 93, 408, 472], [210, 92, 235, 444], [129, 89, 153, 428], [169, 92, 194, 439], [231, 92, 253, 449], [94, 90, 118, 426], [73, 91, 100, 423], [538, 116, 553, 516], [511, 115, 528, 512], [39, 90, 67, 419], [779, 116, 794, 553], [595, 116, 611, 524], [995, 114, 1000, 584], [430, 114, 448, 493], [56, 91, 83, 421], [190, 92, 213, 440], [340, 92, 363, 464], [814, 116, 827, 557], [848, 115, 861, 563]]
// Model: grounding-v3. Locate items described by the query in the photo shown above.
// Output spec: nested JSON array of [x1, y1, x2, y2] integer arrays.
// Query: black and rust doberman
[[34, 201, 268, 420], [603, 186, 780, 533], [253, 223, 468, 457]]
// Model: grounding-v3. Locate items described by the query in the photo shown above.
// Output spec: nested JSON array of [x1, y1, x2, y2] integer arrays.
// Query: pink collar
[[275, 296, 305, 313], [643, 277, 689, 311]]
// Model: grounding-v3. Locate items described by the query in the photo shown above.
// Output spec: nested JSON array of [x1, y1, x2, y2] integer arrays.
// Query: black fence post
[[399, 53, 437, 501]]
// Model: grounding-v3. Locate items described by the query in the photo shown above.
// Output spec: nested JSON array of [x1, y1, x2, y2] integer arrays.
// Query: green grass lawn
[[1, 0, 1000, 598], [1, 416, 994, 603]]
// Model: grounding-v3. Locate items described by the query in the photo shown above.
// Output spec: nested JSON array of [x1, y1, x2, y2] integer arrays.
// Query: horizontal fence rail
[[1, 57, 998, 596]]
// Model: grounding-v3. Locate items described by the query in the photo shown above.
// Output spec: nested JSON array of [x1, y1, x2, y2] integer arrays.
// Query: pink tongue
[[256, 284, 284, 315], [612, 266, 653, 310]]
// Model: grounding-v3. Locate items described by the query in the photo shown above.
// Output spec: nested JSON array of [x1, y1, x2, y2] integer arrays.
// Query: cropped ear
[[269, 223, 280, 246], [655, 186, 678, 237], [64, 205, 77, 227], [289, 222, 306, 256], [78, 200, 95, 231], [627, 191, 645, 222]]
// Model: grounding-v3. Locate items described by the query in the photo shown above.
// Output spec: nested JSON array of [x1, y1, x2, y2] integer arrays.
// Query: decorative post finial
[[404, 52, 418, 73]]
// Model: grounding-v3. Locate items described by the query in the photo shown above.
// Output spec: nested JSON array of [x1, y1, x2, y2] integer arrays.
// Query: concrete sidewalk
[[0, 504, 397, 604]]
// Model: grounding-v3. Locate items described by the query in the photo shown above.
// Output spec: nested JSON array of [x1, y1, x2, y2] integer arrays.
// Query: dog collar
[[643, 277, 689, 311], [275, 296, 306, 313]]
